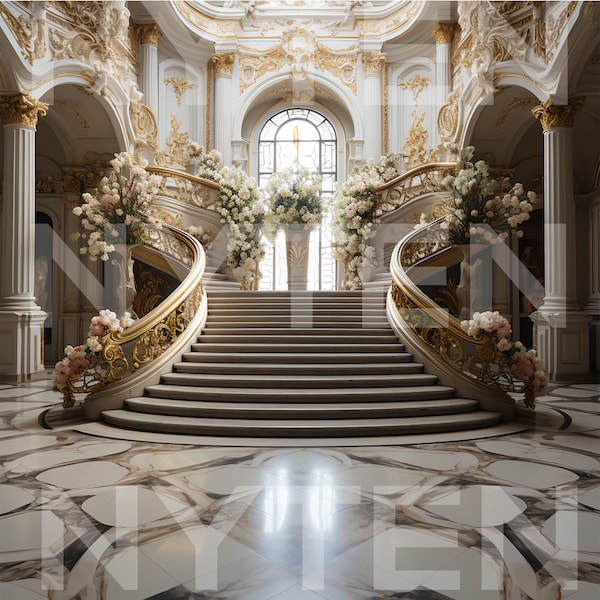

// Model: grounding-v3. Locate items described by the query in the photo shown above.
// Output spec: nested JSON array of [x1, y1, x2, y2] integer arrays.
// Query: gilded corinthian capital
[[532, 97, 586, 131], [362, 51, 387, 76], [431, 22, 455, 44], [210, 52, 235, 77], [137, 23, 161, 46], [0, 93, 48, 128]]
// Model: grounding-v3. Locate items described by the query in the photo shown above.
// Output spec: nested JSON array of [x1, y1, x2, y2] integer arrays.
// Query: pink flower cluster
[[461, 310, 547, 408], [53, 310, 135, 397]]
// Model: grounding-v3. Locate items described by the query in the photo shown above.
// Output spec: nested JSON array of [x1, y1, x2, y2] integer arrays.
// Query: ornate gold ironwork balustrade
[[61, 223, 206, 408], [387, 218, 521, 414], [146, 165, 221, 208], [374, 162, 457, 214]]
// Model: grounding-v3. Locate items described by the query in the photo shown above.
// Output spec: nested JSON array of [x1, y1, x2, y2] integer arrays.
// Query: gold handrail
[[146, 165, 221, 209], [388, 218, 522, 408], [146, 166, 221, 189], [59, 223, 206, 408]]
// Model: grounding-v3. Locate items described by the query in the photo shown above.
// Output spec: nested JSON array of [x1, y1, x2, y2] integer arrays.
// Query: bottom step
[[102, 409, 503, 438]]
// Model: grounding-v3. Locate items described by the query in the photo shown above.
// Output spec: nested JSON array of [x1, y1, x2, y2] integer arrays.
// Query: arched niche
[[235, 73, 362, 179]]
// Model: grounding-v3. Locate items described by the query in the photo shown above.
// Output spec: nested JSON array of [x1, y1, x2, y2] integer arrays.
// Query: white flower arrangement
[[188, 143, 223, 179], [332, 153, 401, 289], [186, 225, 213, 249], [209, 165, 267, 282], [73, 152, 163, 261], [262, 162, 324, 240], [460, 310, 547, 408], [436, 147, 536, 244]]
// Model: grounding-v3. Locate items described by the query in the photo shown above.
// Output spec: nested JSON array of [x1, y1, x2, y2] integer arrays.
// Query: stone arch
[[233, 72, 364, 177]]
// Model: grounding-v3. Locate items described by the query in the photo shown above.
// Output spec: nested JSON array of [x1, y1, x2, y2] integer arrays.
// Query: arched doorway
[[257, 108, 337, 290]]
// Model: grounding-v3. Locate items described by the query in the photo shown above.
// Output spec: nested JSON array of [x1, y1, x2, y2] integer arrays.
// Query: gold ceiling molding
[[359, 2, 421, 38], [164, 76, 196, 107], [0, 93, 48, 128], [532, 97, 586, 131], [398, 74, 430, 105], [137, 23, 162, 46], [211, 52, 236, 77], [496, 97, 538, 127], [238, 31, 359, 95], [54, 100, 90, 133]]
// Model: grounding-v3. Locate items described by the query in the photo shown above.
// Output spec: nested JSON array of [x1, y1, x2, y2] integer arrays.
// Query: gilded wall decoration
[[359, 1, 421, 38], [398, 74, 430, 105], [402, 110, 428, 169], [154, 114, 195, 168], [129, 100, 158, 150], [164, 76, 196, 107], [238, 29, 358, 94], [437, 86, 461, 143], [0, 3, 34, 64]]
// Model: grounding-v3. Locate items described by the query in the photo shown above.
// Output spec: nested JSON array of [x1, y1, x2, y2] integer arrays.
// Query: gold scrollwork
[[211, 52, 235, 77]]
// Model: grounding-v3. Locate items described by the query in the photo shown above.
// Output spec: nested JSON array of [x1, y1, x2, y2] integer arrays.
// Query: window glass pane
[[258, 109, 338, 290]]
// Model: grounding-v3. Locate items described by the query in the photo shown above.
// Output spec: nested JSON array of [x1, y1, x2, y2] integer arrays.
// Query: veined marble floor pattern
[[0, 377, 598, 600]]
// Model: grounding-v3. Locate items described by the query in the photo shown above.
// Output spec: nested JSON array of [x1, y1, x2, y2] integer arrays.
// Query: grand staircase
[[100, 290, 504, 438]]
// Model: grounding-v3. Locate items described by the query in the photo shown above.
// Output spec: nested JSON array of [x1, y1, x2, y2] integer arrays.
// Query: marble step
[[122, 397, 480, 419], [175, 361, 421, 375], [190, 342, 406, 353], [197, 334, 397, 344], [160, 371, 435, 389], [102, 409, 504, 437], [203, 319, 392, 328], [144, 383, 456, 402], [200, 327, 396, 336], [181, 351, 414, 364]]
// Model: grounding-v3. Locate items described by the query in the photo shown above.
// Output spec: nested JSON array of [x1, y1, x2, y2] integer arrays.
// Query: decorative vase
[[456, 243, 490, 320], [284, 225, 311, 290]]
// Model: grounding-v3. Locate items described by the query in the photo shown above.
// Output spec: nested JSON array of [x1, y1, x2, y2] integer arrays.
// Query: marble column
[[0, 93, 48, 381], [361, 51, 386, 162], [211, 52, 235, 165], [531, 97, 590, 380], [431, 23, 454, 147], [586, 196, 600, 375], [137, 24, 161, 116]]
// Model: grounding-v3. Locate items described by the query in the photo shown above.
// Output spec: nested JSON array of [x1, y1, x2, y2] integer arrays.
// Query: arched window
[[258, 108, 337, 290]]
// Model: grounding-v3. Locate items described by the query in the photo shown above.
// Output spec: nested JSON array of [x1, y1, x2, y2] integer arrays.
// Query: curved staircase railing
[[146, 166, 221, 208], [374, 162, 458, 213], [61, 222, 208, 420], [387, 217, 519, 417]]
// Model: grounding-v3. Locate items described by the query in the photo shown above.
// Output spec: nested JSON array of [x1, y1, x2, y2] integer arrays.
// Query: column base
[[0, 309, 47, 382], [531, 309, 591, 381]]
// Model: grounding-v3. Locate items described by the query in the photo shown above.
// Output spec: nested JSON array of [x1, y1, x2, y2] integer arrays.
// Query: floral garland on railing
[[53, 309, 134, 406], [332, 153, 401, 290], [72, 152, 163, 261], [461, 310, 547, 408]]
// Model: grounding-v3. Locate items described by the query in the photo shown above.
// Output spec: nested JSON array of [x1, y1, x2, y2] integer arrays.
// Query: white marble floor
[[0, 376, 598, 599]]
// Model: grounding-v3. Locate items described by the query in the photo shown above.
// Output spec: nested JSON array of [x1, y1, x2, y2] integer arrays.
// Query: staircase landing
[[101, 291, 503, 438]]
